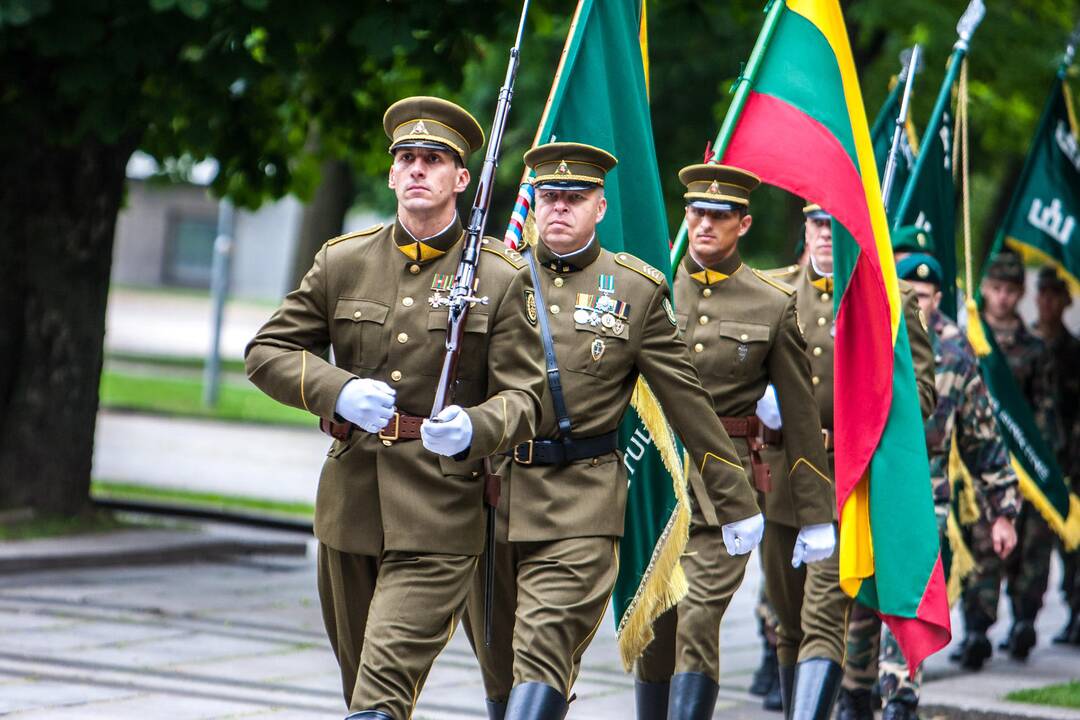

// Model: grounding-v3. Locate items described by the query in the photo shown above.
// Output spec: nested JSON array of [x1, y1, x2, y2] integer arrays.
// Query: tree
[[0, 0, 520, 516]]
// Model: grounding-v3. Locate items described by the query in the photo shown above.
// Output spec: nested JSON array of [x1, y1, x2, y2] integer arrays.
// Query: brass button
[[817, 317, 827, 327], [694, 343, 704, 353], [382, 440, 392, 447], [821, 292, 830, 302], [353, 310, 362, 319], [482, 238, 489, 245], [550, 305, 560, 315], [590, 457, 600, 467], [813, 346, 823, 356], [409, 264, 420, 275], [702, 288, 712, 298], [397, 333, 408, 344], [812, 375, 820, 386], [390, 370, 403, 381], [553, 277, 564, 288], [740, 333, 749, 341], [699, 316, 709, 325], [402, 297, 414, 307]]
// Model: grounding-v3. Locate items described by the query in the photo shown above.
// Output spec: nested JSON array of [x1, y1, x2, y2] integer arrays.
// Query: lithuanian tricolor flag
[[719, 0, 950, 670]]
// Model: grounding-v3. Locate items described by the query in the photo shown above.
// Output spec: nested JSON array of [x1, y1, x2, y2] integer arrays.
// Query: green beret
[[892, 225, 935, 254], [384, 96, 485, 163], [897, 253, 943, 287], [985, 252, 1025, 285], [525, 141, 617, 190]]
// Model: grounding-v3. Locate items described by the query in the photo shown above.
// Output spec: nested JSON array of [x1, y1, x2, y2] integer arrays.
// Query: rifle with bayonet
[[429, 0, 532, 648]]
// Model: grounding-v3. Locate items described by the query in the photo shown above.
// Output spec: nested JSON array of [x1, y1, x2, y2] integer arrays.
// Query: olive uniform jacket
[[761, 261, 938, 527], [497, 239, 761, 543], [673, 252, 833, 531], [245, 217, 546, 557]]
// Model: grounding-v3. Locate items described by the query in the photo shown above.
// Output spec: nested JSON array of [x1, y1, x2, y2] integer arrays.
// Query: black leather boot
[[667, 672, 719, 720], [750, 640, 779, 696], [633, 679, 669, 720], [788, 658, 842, 720], [504, 682, 568, 720], [834, 688, 873, 720], [487, 698, 508, 720], [778, 664, 795, 719], [1052, 610, 1077, 644], [763, 676, 783, 712], [1007, 619, 1037, 660], [881, 697, 918, 720], [345, 712, 393, 720], [956, 633, 992, 670]]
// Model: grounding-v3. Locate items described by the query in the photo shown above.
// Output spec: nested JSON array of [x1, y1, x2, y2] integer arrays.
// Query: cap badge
[[917, 232, 927, 246], [707, 180, 721, 195], [413, 119, 429, 135], [556, 160, 570, 175], [917, 263, 930, 279]]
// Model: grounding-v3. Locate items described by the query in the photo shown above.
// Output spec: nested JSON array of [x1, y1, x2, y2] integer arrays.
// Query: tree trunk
[[0, 136, 134, 516], [289, 157, 355, 291]]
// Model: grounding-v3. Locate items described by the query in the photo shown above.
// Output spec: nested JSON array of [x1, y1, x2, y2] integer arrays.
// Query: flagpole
[[891, 0, 985, 228], [880, 45, 921, 210], [669, 0, 787, 267]]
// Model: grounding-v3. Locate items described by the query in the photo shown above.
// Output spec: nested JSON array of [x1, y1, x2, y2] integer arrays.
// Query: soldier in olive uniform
[[766, 206, 938, 720], [632, 165, 834, 720], [839, 249, 1021, 720], [245, 97, 546, 720], [460, 143, 764, 720], [952, 251, 1060, 669], [1033, 266, 1080, 645]]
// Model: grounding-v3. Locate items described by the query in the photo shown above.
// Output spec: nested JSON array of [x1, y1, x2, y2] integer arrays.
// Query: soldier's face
[[908, 280, 941, 317], [388, 149, 469, 215], [534, 187, 607, 252], [685, 206, 751, 264], [980, 278, 1023, 320], [1036, 287, 1070, 324], [806, 218, 833, 273]]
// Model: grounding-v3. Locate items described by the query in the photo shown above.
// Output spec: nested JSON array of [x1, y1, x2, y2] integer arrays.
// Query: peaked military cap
[[803, 203, 831, 221], [678, 164, 760, 212], [1036, 265, 1069, 294], [897, 253, 943, 287], [384, 96, 485, 164], [892, 225, 935, 254], [525, 142, 617, 191], [985, 251, 1025, 285]]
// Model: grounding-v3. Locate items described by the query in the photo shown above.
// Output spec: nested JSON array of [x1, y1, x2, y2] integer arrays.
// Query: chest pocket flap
[[335, 298, 389, 324], [717, 320, 770, 344], [427, 310, 490, 334]]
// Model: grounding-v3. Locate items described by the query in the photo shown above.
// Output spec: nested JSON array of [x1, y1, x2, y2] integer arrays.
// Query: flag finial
[[703, 140, 715, 164]]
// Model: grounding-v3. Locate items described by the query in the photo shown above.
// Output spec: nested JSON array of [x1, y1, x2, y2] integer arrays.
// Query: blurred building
[[111, 152, 382, 302]]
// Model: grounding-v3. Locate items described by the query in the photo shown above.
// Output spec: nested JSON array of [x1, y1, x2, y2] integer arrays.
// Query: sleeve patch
[[524, 289, 538, 326], [662, 297, 677, 326]]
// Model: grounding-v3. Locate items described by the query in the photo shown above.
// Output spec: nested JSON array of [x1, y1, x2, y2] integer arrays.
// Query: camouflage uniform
[[844, 310, 1021, 704], [961, 316, 1057, 640]]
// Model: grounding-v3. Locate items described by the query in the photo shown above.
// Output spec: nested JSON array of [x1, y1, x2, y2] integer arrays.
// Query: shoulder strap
[[523, 247, 574, 439]]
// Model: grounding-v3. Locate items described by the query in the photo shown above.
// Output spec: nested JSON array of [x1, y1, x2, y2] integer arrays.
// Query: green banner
[[996, 80, 1080, 287], [532, 0, 686, 667]]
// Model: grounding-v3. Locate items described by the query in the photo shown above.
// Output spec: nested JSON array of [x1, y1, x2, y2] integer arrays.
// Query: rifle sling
[[523, 247, 574, 440]]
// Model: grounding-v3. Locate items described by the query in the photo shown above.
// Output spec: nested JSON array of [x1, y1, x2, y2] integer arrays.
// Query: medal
[[591, 337, 605, 361], [601, 313, 616, 328], [613, 319, 625, 334], [574, 309, 591, 324], [428, 273, 453, 308]]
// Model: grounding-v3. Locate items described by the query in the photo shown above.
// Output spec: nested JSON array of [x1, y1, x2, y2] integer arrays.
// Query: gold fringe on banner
[[1013, 457, 1080, 551], [946, 511, 977, 605], [616, 376, 690, 670]]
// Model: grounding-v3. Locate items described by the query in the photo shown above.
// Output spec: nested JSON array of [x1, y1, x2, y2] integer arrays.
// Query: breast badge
[[591, 337, 605, 362], [737, 343, 749, 362]]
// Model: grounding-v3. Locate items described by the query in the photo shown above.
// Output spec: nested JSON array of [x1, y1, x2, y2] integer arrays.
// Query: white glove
[[756, 384, 782, 430], [721, 512, 765, 556], [792, 523, 836, 568], [421, 405, 474, 457], [334, 378, 396, 433]]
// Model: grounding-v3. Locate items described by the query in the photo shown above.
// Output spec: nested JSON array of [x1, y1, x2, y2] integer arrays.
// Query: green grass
[[99, 371, 312, 426], [92, 481, 314, 518], [1006, 681, 1080, 709], [0, 509, 133, 541]]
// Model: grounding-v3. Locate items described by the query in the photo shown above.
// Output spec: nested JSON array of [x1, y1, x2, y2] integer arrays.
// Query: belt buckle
[[379, 413, 401, 442], [821, 428, 831, 447], [513, 440, 534, 465]]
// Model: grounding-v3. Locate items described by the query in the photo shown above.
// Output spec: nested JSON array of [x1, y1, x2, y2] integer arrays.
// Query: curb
[[922, 702, 1080, 720]]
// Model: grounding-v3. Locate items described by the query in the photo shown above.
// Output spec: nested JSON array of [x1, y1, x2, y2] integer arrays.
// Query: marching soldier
[[1032, 266, 1080, 645], [461, 142, 764, 720], [633, 165, 833, 720], [839, 248, 1021, 720], [245, 96, 546, 720], [953, 251, 1060, 669], [765, 207, 938, 720]]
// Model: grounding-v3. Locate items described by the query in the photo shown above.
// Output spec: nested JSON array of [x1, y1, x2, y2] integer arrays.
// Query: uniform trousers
[[317, 544, 477, 719], [635, 522, 750, 682], [463, 536, 620, 700], [762, 520, 851, 666]]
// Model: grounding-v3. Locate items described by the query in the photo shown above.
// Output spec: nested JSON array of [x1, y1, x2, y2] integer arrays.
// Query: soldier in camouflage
[[953, 251, 1059, 669], [1032, 266, 1080, 645], [839, 251, 1021, 720]]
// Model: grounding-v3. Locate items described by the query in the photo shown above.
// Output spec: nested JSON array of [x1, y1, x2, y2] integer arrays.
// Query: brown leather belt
[[319, 411, 426, 444], [719, 416, 773, 493]]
